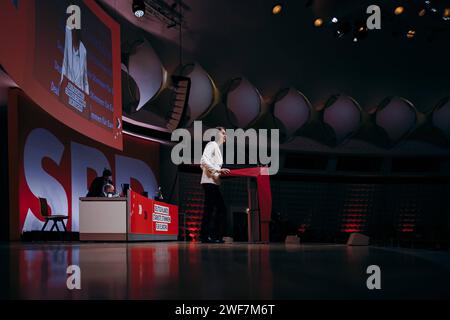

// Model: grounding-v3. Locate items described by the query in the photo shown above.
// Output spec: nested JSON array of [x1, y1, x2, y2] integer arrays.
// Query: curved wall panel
[[181, 63, 215, 126], [432, 98, 450, 141], [225, 78, 262, 128], [273, 88, 311, 137], [128, 39, 165, 111], [376, 97, 417, 143], [323, 95, 362, 143]]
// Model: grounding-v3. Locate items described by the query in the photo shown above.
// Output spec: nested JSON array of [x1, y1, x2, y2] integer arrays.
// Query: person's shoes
[[200, 237, 224, 243], [200, 236, 214, 243]]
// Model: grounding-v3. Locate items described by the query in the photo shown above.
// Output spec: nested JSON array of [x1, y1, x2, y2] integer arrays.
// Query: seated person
[[87, 169, 113, 197], [103, 184, 119, 198]]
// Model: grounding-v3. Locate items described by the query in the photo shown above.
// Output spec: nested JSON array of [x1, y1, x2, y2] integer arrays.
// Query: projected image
[[60, 27, 89, 95], [34, 0, 117, 134]]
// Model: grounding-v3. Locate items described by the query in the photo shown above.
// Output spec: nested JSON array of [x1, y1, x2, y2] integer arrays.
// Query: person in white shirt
[[60, 26, 89, 95], [200, 127, 230, 243]]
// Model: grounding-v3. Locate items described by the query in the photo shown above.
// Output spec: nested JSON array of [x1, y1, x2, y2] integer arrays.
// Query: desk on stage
[[79, 190, 178, 241]]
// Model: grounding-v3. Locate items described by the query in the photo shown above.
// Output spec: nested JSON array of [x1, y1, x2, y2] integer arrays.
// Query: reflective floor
[[1, 242, 450, 299]]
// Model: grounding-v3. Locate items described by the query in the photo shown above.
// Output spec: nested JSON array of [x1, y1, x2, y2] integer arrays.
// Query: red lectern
[[228, 167, 272, 243]]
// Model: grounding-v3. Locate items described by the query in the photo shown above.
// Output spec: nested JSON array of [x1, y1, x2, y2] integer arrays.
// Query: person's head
[[104, 184, 115, 194], [102, 169, 112, 180], [215, 127, 227, 145]]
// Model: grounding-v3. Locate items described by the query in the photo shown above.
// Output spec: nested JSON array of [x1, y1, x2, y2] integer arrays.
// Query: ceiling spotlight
[[272, 4, 283, 15], [314, 18, 323, 27], [444, 8, 450, 20], [331, 17, 338, 23], [394, 6, 404, 15], [406, 30, 416, 39], [334, 21, 350, 38], [133, 0, 145, 18], [352, 20, 368, 43]]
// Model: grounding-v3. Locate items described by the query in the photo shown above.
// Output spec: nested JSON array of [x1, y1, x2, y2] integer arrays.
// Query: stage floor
[[1, 242, 450, 299]]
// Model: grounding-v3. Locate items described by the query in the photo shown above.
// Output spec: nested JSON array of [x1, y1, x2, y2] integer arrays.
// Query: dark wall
[[178, 170, 450, 247], [270, 177, 450, 246], [160, 144, 180, 204], [0, 105, 9, 241]]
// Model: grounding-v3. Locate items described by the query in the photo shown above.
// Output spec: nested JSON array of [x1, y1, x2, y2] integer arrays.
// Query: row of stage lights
[[391, 2, 450, 39], [133, 0, 145, 18], [133, 1, 449, 41], [132, 0, 189, 27], [392, 2, 449, 20], [272, 1, 450, 42]]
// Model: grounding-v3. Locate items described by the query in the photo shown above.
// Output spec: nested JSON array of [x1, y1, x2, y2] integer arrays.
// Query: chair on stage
[[39, 197, 68, 239]]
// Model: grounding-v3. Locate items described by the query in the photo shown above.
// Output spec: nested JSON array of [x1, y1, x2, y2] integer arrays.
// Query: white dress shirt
[[200, 141, 223, 185], [60, 26, 90, 95]]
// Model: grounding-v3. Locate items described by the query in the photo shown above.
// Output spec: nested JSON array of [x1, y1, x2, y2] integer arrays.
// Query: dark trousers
[[201, 183, 226, 240]]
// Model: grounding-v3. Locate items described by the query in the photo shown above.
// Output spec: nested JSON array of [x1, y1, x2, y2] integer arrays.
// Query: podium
[[228, 167, 272, 243]]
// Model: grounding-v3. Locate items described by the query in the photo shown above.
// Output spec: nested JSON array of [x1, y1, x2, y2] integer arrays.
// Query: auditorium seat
[[39, 198, 68, 240]]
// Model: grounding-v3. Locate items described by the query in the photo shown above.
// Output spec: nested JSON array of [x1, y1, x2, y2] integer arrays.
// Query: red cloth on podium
[[228, 167, 272, 241]]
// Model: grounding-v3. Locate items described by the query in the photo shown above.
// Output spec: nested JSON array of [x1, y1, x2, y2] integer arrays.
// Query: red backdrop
[[8, 89, 159, 238]]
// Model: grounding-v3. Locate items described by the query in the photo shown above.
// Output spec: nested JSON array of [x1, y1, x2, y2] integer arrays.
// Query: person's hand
[[220, 168, 231, 175]]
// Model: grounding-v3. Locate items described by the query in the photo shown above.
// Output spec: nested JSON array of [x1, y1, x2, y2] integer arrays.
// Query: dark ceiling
[[101, 0, 450, 112]]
